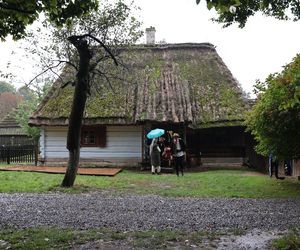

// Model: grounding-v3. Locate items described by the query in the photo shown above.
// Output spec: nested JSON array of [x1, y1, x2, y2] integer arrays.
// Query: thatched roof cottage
[[29, 29, 259, 168], [0, 110, 33, 146]]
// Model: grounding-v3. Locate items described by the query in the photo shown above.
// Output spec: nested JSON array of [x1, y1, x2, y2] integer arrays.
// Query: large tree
[[196, 0, 300, 27], [245, 54, 300, 160], [0, 0, 98, 40], [24, 0, 142, 187]]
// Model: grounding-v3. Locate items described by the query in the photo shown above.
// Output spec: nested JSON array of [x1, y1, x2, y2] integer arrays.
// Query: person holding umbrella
[[147, 129, 165, 174], [149, 137, 161, 174]]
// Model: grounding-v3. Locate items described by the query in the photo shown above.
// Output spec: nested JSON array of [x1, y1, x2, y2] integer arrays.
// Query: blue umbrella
[[147, 128, 165, 139]]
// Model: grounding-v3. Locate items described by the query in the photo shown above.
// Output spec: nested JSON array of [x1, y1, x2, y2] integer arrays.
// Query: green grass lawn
[[0, 167, 299, 198], [0, 227, 238, 250]]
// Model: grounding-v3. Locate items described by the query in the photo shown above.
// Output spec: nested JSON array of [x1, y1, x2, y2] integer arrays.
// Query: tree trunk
[[61, 37, 92, 187]]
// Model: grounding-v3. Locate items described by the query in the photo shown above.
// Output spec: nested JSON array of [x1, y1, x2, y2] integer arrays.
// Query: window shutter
[[97, 126, 106, 147]]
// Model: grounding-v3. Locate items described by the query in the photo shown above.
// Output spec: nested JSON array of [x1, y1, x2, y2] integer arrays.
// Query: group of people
[[149, 131, 186, 176]]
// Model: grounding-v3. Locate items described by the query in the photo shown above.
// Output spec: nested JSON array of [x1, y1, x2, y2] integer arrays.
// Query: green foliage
[[17, 85, 36, 101], [16, 99, 41, 142], [245, 54, 300, 159], [0, 0, 98, 41], [15, 83, 50, 142], [196, 0, 300, 28], [0, 81, 15, 93]]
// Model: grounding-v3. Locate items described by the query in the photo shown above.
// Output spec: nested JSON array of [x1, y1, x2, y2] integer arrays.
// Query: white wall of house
[[39, 125, 143, 166]]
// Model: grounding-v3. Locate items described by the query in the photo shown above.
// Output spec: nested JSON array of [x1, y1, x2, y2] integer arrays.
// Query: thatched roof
[[0, 110, 25, 135], [29, 43, 250, 128]]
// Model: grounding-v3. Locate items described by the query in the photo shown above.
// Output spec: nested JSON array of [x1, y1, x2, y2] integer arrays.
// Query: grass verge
[[0, 168, 299, 198], [1, 227, 299, 249], [271, 228, 300, 250], [0, 228, 99, 250], [0, 227, 227, 250]]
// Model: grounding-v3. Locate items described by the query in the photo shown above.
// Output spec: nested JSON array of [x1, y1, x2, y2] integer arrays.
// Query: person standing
[[269, 153, 285, 180], [150, 137, 161, 174], [269, 154, 273, 177], [172, 133, 185, 176]]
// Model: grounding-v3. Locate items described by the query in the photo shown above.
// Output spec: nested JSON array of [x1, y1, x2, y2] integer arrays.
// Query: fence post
[[6, 146, 10, 164], [34, 144, 38, 166]]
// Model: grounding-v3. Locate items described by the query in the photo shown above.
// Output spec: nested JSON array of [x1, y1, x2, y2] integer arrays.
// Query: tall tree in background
[[0, 81, 19, 120], [0, 0, 98, 40], [0, 81, 15, 93], [16, 83, 51, 143], [196, 0, 300, 27], [0, 92, 22, 120], [24, 0, 142, 187], [18, 85, 36, 101], [245, 54, 300, 160]]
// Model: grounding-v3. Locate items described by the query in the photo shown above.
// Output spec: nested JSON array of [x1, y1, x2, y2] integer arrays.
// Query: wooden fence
[[0, 145, 38, 165]]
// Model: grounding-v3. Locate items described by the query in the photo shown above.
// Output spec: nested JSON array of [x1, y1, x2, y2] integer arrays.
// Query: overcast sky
[[1, 0, 300, 96]]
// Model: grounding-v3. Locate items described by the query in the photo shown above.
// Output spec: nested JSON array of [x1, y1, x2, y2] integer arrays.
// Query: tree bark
[[61, 37, 92, 187]]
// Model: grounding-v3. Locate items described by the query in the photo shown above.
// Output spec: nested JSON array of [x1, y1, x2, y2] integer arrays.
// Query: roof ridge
[[118, 42, 216, 51]]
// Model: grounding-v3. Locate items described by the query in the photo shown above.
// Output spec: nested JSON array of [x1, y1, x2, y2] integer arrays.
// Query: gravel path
[[0, 192, 299, 231]]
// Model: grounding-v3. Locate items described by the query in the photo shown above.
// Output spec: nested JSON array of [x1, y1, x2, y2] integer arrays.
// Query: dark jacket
[[172, 138, 185, 155]]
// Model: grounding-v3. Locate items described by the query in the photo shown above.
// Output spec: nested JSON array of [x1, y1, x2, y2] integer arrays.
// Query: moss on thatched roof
[[29, 43, 250, 128]]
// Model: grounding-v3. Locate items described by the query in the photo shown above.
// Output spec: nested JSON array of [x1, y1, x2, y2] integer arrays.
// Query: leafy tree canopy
[[17, 85, 36, 101], [16, 99, 40, 142], [0, 81, 15, 93], [245, 54, 300, 160], [196, 0, 300, 27], [0, 0, 98, 41]]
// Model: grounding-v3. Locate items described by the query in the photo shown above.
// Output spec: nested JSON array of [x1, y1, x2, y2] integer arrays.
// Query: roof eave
[[191, 119, 245, 129], [29, 116, 133, 127]]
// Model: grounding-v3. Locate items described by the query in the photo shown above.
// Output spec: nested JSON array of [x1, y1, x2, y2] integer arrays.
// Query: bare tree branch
[[61, 81, 75, 89], [94, 70, 129, 83], [27, 61, 66, 85], [87, 34, 118, 66], [89, 54, 110, 71], [52, 60, 78, 71], [93, 69, 115, 93], [68, 34, 119, 66]]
